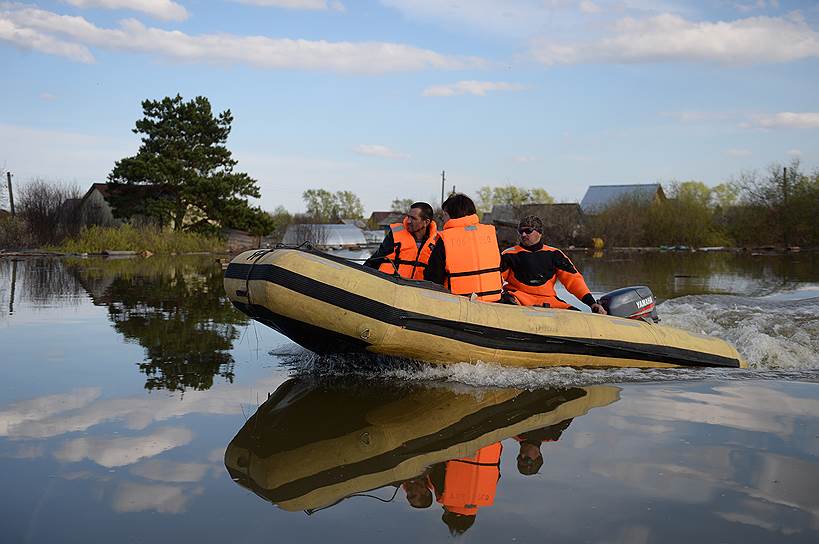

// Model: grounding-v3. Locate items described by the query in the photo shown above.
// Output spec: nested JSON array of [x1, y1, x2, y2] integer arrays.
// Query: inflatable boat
[[224, 247, 746, 369], [225, 378, 619, 512]]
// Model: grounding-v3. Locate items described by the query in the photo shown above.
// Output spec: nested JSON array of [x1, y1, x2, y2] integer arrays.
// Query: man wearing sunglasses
[[500, 216, 607, 314]]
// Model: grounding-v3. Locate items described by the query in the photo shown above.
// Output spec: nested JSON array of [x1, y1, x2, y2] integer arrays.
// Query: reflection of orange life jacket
[[378, 219, 438, 279], [438, 214, 502, 302], [501, 244, 591, 308], [439, 442, 502, 516]]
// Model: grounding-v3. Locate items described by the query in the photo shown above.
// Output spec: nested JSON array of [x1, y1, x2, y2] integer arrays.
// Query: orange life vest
[[378, 219, 438, 279], [438, 214, 502, 302], [501, 244, 591, 308], [438, 443, 502, 516]]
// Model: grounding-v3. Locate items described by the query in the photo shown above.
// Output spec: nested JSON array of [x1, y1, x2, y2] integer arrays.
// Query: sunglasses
[[518, 228, 537, 235]]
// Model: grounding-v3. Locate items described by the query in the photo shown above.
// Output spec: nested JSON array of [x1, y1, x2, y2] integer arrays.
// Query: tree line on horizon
[[1, 94, 817, 250]]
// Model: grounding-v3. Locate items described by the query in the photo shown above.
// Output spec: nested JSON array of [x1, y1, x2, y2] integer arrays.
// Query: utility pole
[[783, 166, 790, 248], [440, 170, 445, 208], [9, 259, 16, 315], [6, 171, 14, 216]]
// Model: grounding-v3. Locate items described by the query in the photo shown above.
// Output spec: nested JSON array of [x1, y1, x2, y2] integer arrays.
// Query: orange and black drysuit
[[423, 214, 503, 302], [364, 218, 438, 279], [501, 240, 597, 309], [515, 418, 573, 446]]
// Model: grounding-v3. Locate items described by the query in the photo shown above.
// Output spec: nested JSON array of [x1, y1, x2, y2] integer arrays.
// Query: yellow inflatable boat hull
[[225, 378, 620, 512], [224, 248, 746, 369]]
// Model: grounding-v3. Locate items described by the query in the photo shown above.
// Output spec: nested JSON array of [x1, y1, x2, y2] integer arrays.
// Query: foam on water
[[271, 290, 819, 389], [658, 294, 819, 370]]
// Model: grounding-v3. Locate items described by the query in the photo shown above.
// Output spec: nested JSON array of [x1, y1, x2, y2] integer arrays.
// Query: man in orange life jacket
[[401, 443, 503, 535], [501, 215, 607, 314], [364, 202, 437, 279], [424, 194, 503, 302]]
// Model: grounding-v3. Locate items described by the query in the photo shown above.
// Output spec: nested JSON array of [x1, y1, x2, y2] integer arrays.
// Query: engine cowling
[[598, 286, 659, 323]]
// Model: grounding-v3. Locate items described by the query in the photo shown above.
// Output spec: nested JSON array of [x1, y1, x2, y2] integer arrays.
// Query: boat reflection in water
[[225, 378, 619, 534]]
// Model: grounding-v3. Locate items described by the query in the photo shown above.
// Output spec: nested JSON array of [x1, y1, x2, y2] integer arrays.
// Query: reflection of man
[[515, 419, 573, 476], [365, 202, 437, 279], [501, 215, 606, 313], [402, 475, 433, 509], [404, 443, 502, 535]]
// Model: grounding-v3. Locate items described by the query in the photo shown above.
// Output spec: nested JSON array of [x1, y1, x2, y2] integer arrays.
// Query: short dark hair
[[442, 511, 476, 535], [517, 452, 544, 476], [518, 215, 544, 233], [441, 193, 476, 219], [410, 202, 434, 221]]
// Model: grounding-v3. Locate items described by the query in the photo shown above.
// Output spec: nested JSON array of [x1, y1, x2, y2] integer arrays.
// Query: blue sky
[[1, 0, 818, 214]]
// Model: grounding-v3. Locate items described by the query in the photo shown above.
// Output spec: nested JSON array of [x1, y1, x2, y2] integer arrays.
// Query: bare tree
[[18, 179, 82, 245]]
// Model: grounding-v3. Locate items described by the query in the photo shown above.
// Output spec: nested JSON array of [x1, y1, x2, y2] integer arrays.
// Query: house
[[367, 211, 403, 230], [580, 184, 665, 213], [79, 183, 169, 227], [487, 203, 585, 248]]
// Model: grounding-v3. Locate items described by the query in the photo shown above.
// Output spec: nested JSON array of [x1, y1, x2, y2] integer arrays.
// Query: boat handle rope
[[243, 248, 276, 314], [304, 486, 400, 516]]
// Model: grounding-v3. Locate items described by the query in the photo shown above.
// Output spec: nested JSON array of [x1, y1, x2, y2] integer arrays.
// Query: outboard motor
[[598, 286, 659, 323]]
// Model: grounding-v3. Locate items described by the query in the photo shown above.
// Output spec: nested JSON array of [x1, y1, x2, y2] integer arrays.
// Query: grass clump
[[56, 225, 225, 254]]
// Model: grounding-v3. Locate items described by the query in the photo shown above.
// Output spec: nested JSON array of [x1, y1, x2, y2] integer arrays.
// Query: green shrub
[[0, 215, 34, 250], [55, 225, 225, 254]]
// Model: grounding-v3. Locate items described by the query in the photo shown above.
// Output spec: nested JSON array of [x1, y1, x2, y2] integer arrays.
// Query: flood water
[[1, 252, 818, 543]]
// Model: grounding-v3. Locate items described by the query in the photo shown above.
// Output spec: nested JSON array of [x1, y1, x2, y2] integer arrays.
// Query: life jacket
[[438, 443, 502, 516], [378, 218, 438, 279], [501, 244, 591, 308], [438, 214, 502, 302]]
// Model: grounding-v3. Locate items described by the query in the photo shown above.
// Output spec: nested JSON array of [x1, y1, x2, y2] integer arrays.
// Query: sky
[[1, 0, 818, 215]]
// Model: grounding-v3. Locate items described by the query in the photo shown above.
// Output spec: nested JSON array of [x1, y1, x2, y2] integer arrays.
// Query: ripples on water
[[279, 286, 819, 389], [3, 254, 819, 543]]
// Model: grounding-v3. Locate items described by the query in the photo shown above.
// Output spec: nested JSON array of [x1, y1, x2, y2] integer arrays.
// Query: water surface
[[1, 253, 818, 542]]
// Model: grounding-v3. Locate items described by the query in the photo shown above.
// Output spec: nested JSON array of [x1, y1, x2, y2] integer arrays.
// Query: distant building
[[367, 211, 403, 230], [580, 184, 665, 213], [487, 203, 585, 248], [282, 223, 368, 249], [79, 183, 168, 227], [340, 218, 367, 229]]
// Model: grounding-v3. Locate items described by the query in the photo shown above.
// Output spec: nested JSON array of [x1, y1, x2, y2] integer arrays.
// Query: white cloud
[[233, 0, 345, 11], [112, 481, 192, 513], [130, 459, 210, 482], [580, 0, 601, 14], [660, 111, 735, 123], [0, 123, 133, 190], [530, 13, 819, 65], [65, 0, 188, 21], [750, 112, 819, 129], [1, 373, 287, 439], [353, 144, 410, 159], [0, 17, 94, 63], [0, 388, 101, 437], [787, 148, 802, 157], [726, 148, 752, 157], [513, 155, 539, 163], [0, 5, 482, 73], [422, 80, 527, 97], [39, 92, 57, 101], [54, 427, 194, 467]]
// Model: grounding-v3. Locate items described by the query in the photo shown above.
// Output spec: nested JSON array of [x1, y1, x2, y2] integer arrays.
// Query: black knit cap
[[518, 215, 543, 233]]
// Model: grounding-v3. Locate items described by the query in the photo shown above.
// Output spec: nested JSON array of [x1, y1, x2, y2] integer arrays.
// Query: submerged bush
[[0, 215, 34, 250], [55, 225, 225, 254]]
